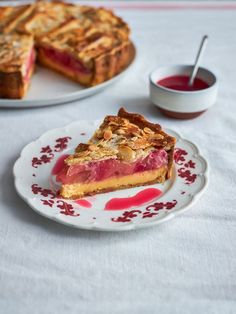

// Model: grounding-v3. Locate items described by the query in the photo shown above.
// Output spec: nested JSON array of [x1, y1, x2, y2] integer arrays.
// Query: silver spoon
[[188, 35, 208, 86]]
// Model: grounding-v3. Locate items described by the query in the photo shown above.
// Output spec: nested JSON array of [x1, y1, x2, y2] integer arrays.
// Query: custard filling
[[61, 167, 167, 198]]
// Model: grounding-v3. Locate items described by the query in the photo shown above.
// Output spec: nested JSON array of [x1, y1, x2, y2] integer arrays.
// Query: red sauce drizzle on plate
[[75, 199, 92, 208], [51, 154, 69, 176], [157, 75, 209, 91], [105, 188, 162, 210]]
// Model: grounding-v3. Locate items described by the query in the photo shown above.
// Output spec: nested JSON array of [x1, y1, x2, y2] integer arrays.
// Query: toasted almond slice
[[116, 128, 126, 135], [88, 144, 97, 151], [118, 145, 135, 162], [103, 128, 113, 140], [95, 130, 103, 139], [144, 127, 153, 134], [151, 134, 164, 139], [118, 139, 127, 145], [131, 131, 143, 138]]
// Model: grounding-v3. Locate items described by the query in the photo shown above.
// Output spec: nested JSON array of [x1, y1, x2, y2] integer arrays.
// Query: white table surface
[[1, 2, 236, 313]]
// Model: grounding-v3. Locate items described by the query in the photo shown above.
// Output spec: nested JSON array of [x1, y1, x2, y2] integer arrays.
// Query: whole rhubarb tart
[[0, 1, 134, 99], [57, 108, 176, 199]]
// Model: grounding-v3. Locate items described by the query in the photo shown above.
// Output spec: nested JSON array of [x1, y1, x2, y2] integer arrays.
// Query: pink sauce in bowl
[[149, 65, 218, 120], [157, 75, 209, 92]]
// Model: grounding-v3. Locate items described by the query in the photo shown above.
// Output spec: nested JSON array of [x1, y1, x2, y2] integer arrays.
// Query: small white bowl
[[149, 65, 218, 119]]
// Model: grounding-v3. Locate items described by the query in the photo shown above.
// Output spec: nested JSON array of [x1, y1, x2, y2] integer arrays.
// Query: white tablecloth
[[0, 2, 236, 313]]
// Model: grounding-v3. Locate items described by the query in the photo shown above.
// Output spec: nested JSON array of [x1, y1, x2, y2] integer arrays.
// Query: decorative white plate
[[0, 53, 135, 108], [13, 120, 208, 231]]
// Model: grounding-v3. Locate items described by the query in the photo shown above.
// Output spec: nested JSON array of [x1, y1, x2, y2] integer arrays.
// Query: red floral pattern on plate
[[111, 200, 177, 222], [54, 137, 72, 152], [143, 200, 177, 219], [41, 145, 53, 154], [184, 160, 195, 168], [31, 183, 79, 216], [174, 148, 197, 185], [111, 210, 142, 222], [31, 137, 71, 168], [31, 184, 55, 198], [56, 200, 79, 216], [177, 168, 197, 184], [174, 148, 187, 164], [41, 199, 54, 207]]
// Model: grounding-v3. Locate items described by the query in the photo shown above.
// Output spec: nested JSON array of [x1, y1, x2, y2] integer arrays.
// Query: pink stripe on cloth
[[103, 3, 236, 11], [69, 1, 236, 11], [2, 1, 236, 10]]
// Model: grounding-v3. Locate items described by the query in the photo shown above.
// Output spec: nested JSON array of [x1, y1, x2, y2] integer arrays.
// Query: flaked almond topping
[[12, 41, 20, 48], [132, 132, 142, 138], [143, 127, 153, 134], [95, 130, 103, 139], [118, 139, 126, 145], [118, 145, 135, 162], [116, 128, 125, 135], [88, 144, 97, 151], [103, 128, 113, 140], [151, 134, 164, 139], [122, 118, 129, 126], [75, 143, 89, 152], [129, 138, 150, 150], [96, 139, 106, 146], [0, 53, 13, 64], [109, 121, 119, 126]]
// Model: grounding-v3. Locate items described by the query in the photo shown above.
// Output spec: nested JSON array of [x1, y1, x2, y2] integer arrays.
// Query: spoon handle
[[189, 35, 208, 86]]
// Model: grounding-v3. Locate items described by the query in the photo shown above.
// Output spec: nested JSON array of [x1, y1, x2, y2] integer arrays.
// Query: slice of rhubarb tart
[[57, 108, 176, 199]]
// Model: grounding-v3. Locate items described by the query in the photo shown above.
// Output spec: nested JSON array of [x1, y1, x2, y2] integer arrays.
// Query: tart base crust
[[0, 65, 34, 99], [60, 166, 169, 199]]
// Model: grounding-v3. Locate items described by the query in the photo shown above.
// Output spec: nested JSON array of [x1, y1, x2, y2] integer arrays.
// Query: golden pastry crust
[[0, 33, 35, 99], [0, 5, 32, 33], [118, 107, 176, 150], [91, 40, 135, 86], [16, 2, 73, 37], [0, 34, 34, 73], [7, 2, 130, 40], [65, 108, 176, 179], [0, 6, 14, 22]]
